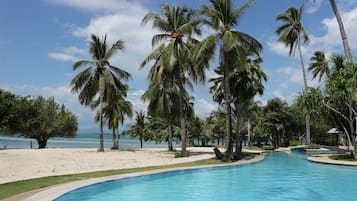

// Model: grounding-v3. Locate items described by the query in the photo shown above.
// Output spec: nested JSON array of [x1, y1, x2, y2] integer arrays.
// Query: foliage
[[289, 139, 302, 146], [194, 0, 262, 161], [0, 90, 78, 148], [174, 150, 190, 158]]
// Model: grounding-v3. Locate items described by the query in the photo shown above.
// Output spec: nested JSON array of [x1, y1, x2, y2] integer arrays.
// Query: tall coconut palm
[[313, 0, 353, 62], [329, 0, 353, 63], [324, 0, 353, 63], [193, 0, 262, 161], [276, 6, 311, 145], [70, 34, 131, 152], [141, 5, 204, 156], [308, 51, 329, 82]]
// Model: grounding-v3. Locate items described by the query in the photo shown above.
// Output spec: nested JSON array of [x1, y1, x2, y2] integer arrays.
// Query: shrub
[[289, 139, 302, 146], [174, 150, 190, 158]]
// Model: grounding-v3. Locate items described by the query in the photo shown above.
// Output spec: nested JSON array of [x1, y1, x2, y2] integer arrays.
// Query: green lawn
[[329, 154, 357, 162], [0, 158, 223, 200]]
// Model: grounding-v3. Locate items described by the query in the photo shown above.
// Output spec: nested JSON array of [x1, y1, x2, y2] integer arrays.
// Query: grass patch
[[305, 144, 321, 149], [0, 158, 223, 200], [244, 146, 263, 151], [329, 154, 357, 162]]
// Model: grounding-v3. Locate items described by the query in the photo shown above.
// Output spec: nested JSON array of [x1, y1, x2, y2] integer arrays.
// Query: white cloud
[[46, 0, 143, 13], [306, 0, 323, 14], [66, 4, 157, 79], [48, 46, 86, 62], [311, 6, 357, 51], [277, 66, 303, 86], [194, 99, 217, 118]]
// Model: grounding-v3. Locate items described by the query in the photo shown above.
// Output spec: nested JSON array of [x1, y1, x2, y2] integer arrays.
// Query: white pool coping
[[23, 154, 265, 201]]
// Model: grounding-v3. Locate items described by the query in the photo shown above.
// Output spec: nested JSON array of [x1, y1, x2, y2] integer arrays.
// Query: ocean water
[[0, 133, 167, 149], [55, 150, 357, 201]]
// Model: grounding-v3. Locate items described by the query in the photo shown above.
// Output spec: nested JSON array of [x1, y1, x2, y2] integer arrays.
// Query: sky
[[1, 0, 357, 131]]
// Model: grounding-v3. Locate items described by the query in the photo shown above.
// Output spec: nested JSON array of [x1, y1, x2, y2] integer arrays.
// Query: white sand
[[0, 147, 215, 184]]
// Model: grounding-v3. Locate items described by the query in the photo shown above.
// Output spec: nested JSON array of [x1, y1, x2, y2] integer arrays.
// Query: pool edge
[[22, 154, 266, 201]]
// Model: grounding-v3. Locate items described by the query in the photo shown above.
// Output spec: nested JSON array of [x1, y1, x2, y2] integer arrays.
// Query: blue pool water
[[55, 150, 357, 201]]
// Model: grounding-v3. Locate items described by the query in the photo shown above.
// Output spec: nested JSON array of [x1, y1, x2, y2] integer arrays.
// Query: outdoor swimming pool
[[55, 150, 357, 201]]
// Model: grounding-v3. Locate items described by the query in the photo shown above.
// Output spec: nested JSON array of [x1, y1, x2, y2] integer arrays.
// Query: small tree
[[1, 93, 78, 148]]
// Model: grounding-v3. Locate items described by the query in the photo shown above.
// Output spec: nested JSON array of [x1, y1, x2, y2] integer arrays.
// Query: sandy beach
[[0, 147, 216, 184]]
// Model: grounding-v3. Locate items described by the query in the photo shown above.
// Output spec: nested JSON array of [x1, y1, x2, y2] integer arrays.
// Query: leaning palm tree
[[193, 0, 262, 161], [70, 34, 131, 152], [313, 0, 353, 62], [141, 5, 204, 156], [276, 6, 311, 145], [308, 51, 329, 82], [328, 0, 353, 62]]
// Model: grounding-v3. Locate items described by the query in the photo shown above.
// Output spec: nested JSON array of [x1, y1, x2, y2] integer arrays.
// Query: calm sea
[[0, 133, 168, 149]]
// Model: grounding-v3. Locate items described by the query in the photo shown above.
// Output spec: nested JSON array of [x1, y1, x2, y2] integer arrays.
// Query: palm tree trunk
[[247, 118, 251, 146], [112, 127, 119, 149], [168, 124, 173, 151], [329, 0, 353, 63], [140, 132, 143, 149], [179, 85, 187, 157], [98, 75, 105, 152], [98, 96, 105, 152], [234, 105, 242, 159], [221, 48, 233, 161], [297, 37, 311, 145]]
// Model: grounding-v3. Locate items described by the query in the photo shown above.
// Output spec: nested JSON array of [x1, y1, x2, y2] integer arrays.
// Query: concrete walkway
[[308, 155, 357, 166]]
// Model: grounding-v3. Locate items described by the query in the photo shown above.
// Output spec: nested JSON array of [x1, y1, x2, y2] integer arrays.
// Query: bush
[[174, 150, 190, 158], [289, 139, 302, 146]]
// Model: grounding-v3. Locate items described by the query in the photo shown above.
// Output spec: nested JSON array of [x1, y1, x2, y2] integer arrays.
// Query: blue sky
[[1, 0, 357, 131]]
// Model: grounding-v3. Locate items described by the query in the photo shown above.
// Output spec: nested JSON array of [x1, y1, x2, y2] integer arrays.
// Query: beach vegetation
[[123, 111, 148, 149], [141, 4, 205, 156], [0, 90, 78, 148], [70, 34, 131, 152], [93, 85, 133, 149], [193, 0, 262, 161]]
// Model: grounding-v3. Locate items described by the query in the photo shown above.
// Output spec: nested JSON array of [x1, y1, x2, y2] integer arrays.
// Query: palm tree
[[308, 51, 329, 82], [123, 111, 146, 148], [210, 57, 266, 158], [193, 0, 262, 161], [142, 81, 180, 151], [276, 6, 311, 145], [141, 5, 204, 156], [70, 34, 131, 152]]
